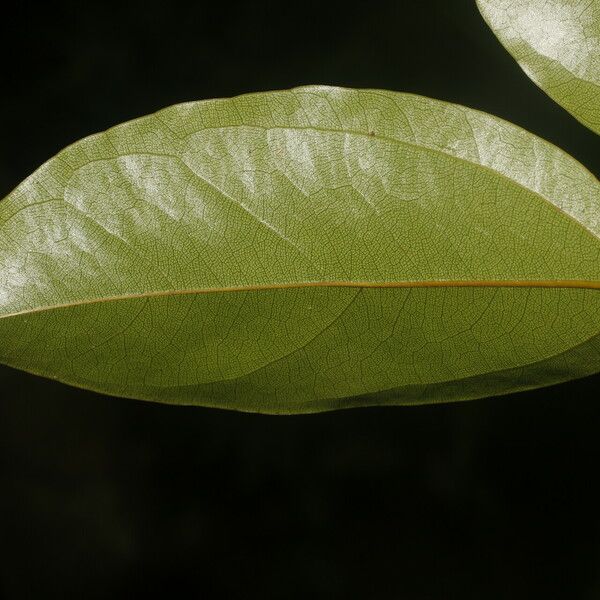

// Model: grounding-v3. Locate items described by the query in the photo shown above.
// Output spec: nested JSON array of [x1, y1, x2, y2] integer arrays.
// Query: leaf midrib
[[2, 279, 600, 321]]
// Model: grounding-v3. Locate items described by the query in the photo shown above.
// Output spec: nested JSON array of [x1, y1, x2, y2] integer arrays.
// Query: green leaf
[[1, 86, 599, 413], [477, 0, 600, 135]]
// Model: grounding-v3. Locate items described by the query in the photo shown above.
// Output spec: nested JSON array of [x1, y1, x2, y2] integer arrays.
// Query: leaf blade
[[1, 86, 599, 412], [477, 0, 600, 135]]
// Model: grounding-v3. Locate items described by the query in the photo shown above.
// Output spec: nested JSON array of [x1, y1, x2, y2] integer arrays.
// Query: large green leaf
[[1, 86, 599, 413], [477, 0, 600, 135]]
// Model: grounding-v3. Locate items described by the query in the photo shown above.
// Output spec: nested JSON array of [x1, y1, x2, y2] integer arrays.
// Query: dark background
[[1, 1, 599, 598]]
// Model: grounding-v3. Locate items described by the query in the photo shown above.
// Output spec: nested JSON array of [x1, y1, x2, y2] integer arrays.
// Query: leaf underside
[[1, 86, 599, 413], [477, 0, 600, 135]]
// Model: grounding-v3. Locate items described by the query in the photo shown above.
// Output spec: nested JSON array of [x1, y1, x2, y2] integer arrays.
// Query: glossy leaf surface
[[1, 86, 600, 413], [477, 0, 600, 134]]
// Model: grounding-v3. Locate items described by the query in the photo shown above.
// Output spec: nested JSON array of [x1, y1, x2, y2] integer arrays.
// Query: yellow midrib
[[2, 278, 600, 320]]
